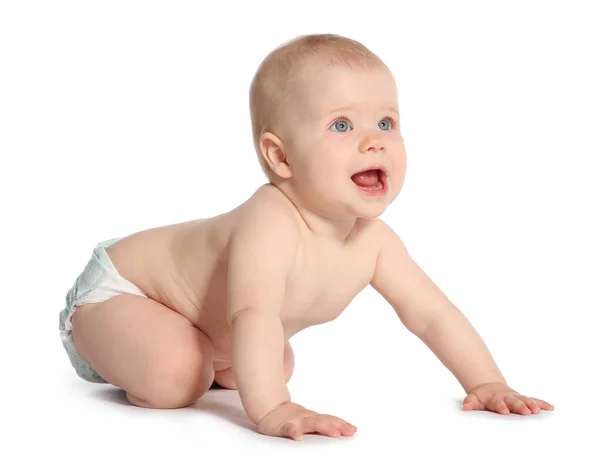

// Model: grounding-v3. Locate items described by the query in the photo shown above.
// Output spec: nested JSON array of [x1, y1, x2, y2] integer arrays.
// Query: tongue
[[351, 170, 379, 187]]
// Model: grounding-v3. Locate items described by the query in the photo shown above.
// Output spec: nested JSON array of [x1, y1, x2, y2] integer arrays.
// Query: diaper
[[58, 238, 147, 383]]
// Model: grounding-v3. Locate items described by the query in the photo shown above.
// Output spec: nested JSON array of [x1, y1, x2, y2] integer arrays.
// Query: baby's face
[[280, 62, 407, 220]]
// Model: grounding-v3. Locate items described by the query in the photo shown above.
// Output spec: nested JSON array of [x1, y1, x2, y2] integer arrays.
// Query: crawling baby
[[59, 33, 554, 441]]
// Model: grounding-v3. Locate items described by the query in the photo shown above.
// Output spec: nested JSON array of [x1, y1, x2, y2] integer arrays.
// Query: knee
[[167, 351, 215, 407], [132, 346, 215, 409]]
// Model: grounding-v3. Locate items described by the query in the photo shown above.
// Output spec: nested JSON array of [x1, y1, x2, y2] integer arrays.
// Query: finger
[[532, 398, 555, 411], [506, 395, 531, 415], [489, 396, 510, 414], [321, 415, 357, 436], [298, 416, 324, 437], [316, 419, 342, 437], [315, 416, 349, 438], [282, 422, 304, 441], [301, 416, 338, 437], [462, 393, 480, 411], [519, 396, 541, 414], [339, 422, 357, 436]]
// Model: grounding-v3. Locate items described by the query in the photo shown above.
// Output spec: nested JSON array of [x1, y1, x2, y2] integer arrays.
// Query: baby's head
[[249, 34, 406, 220]]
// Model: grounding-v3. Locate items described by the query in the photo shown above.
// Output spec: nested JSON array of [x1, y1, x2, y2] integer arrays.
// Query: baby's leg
[[71, 294, 215, 409]]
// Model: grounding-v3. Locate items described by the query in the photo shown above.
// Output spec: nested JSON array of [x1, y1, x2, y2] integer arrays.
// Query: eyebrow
[[320, 106, 399, 119]]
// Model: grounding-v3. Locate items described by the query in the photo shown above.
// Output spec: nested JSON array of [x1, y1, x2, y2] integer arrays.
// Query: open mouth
[[351, 168, 387, 194]]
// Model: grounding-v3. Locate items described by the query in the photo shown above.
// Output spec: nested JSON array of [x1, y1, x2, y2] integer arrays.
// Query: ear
[[259, 132, 292, 179]]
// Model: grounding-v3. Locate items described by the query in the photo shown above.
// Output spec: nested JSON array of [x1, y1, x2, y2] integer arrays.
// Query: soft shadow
[[91, 386, 130, 406], [89, 386, 355, 443], [192, 388, 256, 432], [89, 385, 255, 432]]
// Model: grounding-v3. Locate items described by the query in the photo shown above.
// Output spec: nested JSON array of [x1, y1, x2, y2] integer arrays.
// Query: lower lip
[[354, 175, 387, 196]]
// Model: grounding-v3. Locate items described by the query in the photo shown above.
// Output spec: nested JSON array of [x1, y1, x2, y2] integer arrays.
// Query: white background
[[1, 0, 599, 474]]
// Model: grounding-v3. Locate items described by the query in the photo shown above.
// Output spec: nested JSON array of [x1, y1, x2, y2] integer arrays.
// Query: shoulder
[[226, 185, 302, 319], [229, 184, 301, 266], [232, 184, 301, 234], [243, 184, 300, 219], [358, 217, 411, 277], [355, 217, 400, 251]]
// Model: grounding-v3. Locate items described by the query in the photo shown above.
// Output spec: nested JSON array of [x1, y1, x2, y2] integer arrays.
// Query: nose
[[359, 133, 385, 153]]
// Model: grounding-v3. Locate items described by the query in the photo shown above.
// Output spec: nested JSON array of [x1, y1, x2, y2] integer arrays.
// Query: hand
[[256, 401, 357, 441], [462, 382, 555, 415]]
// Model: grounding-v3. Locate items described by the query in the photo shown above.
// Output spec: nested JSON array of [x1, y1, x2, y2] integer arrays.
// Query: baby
[[59, 33, 554, 441]]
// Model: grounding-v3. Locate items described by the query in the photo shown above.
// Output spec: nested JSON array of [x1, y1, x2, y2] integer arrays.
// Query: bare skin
[[71, 183, 373, 435], [71, 59, 553, 442]]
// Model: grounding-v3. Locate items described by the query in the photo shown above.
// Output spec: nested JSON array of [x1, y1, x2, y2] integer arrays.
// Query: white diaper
[[58, 238, 147, 383]]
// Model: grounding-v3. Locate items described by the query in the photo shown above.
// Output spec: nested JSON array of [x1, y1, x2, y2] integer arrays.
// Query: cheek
[[308, 138, 348, 172], [393, 159, 407, 192], [305, 158, 340, 185], [386, 141, 407, 187], [391, 139, 407, 167]]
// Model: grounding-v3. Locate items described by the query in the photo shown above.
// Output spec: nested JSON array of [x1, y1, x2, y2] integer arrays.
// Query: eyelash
[[331, 116, 397, 130]]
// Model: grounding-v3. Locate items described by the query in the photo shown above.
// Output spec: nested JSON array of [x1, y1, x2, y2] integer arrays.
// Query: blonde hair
[[249, 33, 387, 179]]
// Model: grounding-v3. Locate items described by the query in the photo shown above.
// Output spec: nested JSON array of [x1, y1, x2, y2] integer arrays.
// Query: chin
[[357, 208, 387, 219], [349, 200, 390, 219]]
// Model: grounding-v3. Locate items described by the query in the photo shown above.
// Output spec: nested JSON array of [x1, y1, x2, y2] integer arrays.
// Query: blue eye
[[330, 117, 395, 132], [330, 119, 352, 132], [379, 119, 392, 130]]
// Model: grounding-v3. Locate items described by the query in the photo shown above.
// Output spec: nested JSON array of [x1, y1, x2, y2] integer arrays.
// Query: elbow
[[396, 305, 435, 337], [228, 307, 253, 326], [405, 319, 431, 338], [228, 306, 281, 326]]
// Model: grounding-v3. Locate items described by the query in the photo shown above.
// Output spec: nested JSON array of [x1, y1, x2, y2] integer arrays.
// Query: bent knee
[[131, 347, 216, 409]]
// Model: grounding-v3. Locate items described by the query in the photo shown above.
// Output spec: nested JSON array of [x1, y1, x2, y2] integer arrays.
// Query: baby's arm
[[227, 198, 357, 439], [370, 220, 553, 414], [226, 199, 299, 423]]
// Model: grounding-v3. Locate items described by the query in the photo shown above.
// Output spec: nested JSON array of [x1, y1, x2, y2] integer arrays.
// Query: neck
[[268, 183, 358, 244]]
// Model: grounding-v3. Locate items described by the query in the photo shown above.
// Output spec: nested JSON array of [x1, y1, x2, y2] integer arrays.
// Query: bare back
[[106, 184, 380, 368]]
